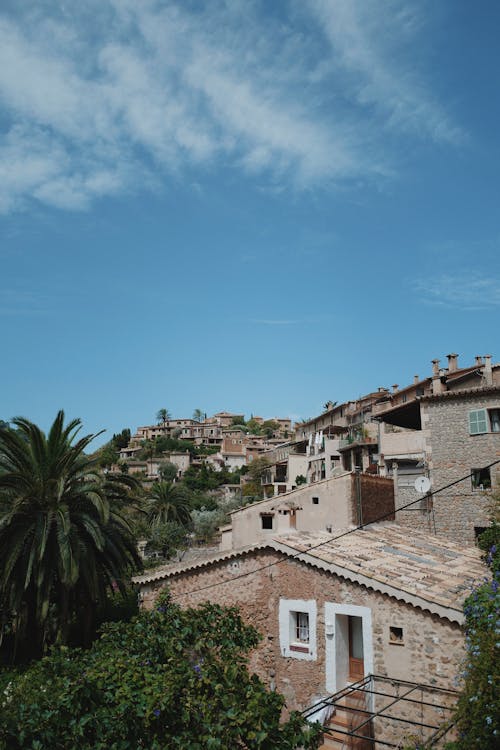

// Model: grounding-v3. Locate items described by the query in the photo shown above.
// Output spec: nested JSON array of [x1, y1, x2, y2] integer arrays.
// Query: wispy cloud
[[414, 272, 500, 310], [0, 0, 462, 213], [304, 0, 464, 144]]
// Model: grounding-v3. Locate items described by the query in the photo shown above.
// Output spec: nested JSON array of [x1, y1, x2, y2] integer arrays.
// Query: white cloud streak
[[0, 0, 462, 213], [414, 272, 500, 310], [305, 0, 464, 145]]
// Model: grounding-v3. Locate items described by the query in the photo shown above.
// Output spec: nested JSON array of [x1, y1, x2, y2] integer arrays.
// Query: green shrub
[[0, 593, 320, 750]]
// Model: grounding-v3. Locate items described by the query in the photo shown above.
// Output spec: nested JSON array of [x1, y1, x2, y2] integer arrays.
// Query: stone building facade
[[379, 386, 500, 544], [135, 526, 484, 726]]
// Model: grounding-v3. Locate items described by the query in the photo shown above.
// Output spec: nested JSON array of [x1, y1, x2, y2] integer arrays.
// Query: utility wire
[[148, 459, 500, 600]]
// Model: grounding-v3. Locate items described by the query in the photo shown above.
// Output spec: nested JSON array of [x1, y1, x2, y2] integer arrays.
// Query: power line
[[158, 459, 499, 600]]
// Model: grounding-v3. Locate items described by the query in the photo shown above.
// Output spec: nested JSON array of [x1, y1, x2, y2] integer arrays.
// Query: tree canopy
[[0, 412, 142, 659], [0, 594, 321, 749]]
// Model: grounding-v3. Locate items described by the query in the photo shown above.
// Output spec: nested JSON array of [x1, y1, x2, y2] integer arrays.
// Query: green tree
[[146, 481, 192, 528], [261, 419, 280, 438], [192, 408, 205, 422], [158, 461, 178, 483], [246, 418, 262, 435], [0, 595, 321, 749], [0, 412, 142, 660], [231, 415, 246, 426], [156, 408, 171, 425], [97, 442, 119, 469], [111, 428, 131, 450], [145, 521, 188, 560]]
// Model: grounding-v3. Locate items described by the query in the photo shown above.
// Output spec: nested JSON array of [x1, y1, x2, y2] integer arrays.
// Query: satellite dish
[[414, 476, 431, 493]]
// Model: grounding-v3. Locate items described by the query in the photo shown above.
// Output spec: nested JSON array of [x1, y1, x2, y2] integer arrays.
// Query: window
[[260, 514, 273, 530], [469, 408, 500, 434], [292, 612, 310, 647], [312, 496, 319, 505], [389, 626, 404, 645], [471, 467, 491, 490], [469, 409, 488, 434], [279, 599, 317, 660]]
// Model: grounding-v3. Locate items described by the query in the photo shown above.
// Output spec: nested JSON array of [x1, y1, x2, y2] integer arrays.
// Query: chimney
[[414, 375, 419, 385], [431, 359, 443, 395], [475, 356, 483, 367], [392, 384, 399, 393], [447, 353, 458, 373], [484, 355, 493, 386]]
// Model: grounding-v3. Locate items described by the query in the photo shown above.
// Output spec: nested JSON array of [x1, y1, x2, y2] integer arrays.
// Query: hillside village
[[130, 352, 499, 748]]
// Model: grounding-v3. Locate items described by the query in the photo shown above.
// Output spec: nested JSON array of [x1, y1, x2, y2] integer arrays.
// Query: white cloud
[[414, 272, 500, 310], [305, 0, 464, 144], [0, 0, 463, 213]]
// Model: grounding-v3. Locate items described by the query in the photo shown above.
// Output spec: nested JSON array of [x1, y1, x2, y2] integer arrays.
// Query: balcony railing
[[339, 435, 377, 449]]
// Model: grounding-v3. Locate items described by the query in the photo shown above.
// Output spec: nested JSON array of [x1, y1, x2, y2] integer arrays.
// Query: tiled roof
[[133, 524, 485, 623], [272, 525, 484, 620]]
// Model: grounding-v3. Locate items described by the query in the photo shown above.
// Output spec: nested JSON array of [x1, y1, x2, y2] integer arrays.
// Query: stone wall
[[140, 549, 464, 717], [423, 393, 500, 544]]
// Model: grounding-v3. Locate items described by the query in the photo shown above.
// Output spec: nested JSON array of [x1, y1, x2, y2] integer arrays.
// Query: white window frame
[[279, 599, 317, 660]]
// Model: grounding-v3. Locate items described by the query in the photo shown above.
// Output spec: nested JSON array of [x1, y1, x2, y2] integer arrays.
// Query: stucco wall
[[140, 550, 464, 714]]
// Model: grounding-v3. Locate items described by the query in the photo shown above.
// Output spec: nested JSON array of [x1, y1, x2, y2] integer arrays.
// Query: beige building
[[135, 525, 484, 747], [221, 471, 394, 550]]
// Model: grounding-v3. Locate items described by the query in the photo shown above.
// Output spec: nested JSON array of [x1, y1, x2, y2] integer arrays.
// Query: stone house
[[134, 525, 484, 746], [220, 471, 394, 550], [375, 354, 500, 544]]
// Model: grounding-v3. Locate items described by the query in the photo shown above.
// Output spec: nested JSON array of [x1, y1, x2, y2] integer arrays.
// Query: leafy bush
[[0, 594, 321, 749], [444, 525, 500, 749]]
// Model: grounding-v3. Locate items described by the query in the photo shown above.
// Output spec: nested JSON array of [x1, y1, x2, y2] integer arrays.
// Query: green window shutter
[[469, 409, 488, 434]]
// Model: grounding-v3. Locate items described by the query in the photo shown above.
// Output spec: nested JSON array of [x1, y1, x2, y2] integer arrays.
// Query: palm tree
[[192, 408, 204, 423], [0, 412, 142, 659], [156, 408, 171, 425], [145, 481, 192, 529]]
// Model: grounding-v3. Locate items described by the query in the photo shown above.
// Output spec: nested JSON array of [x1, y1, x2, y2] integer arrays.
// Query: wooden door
[[348, 616, 364, 681]]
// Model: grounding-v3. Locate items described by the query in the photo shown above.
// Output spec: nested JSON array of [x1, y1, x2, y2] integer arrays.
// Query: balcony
[[339, 434, 377, 450]]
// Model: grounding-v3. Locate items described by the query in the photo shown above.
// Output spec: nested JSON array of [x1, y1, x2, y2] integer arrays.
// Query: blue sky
[[1, 0, 499, 445]]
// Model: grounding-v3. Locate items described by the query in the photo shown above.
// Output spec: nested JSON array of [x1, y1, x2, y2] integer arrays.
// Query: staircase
[[319, 691, 374, 750]]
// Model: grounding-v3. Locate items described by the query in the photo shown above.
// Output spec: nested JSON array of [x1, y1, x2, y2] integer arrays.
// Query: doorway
[[348, 616, 364, 680], [324, 603, 373, 695]]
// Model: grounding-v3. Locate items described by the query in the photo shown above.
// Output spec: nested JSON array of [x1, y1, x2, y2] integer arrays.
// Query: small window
[[469, 409, 488, 435], [291, 612, 309, 651], [490, 409, 500, 433], [389, 626, 404, 645], [312, 496, 319, 505], [279, 599, 317, 660], [471, 467, 491, 491], [261, 514, 274, 530]]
